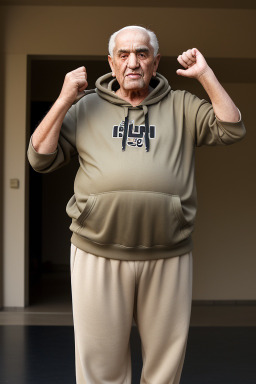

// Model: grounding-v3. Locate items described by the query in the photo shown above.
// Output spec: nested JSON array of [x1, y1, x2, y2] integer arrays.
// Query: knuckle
[[79, 66, 86, 74]]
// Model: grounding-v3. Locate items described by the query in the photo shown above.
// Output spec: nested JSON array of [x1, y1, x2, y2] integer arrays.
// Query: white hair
[[108, 26, 159, 58]]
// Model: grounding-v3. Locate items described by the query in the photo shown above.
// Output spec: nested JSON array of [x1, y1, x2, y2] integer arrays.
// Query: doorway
[[28, 56, 110, 308]]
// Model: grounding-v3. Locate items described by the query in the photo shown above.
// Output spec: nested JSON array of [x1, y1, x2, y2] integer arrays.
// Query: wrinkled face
[[108, 29, 160, 94]]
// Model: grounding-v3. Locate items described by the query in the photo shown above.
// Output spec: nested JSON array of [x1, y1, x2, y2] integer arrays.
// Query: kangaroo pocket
[[70, 190, 192, 248]]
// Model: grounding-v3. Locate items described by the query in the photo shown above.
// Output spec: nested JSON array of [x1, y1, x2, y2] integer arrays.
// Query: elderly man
[[28, 26, 245, 384]]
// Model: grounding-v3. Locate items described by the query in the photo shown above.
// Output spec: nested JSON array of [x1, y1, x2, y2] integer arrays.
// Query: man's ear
[[108, 55, 115, 77], [153, 54, 161, 77]]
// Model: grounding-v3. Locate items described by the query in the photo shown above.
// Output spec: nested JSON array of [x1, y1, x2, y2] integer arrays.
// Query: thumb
[[176, 69, 189, 77], [78, 80, 88, 92], [192, 47, 198, 57]]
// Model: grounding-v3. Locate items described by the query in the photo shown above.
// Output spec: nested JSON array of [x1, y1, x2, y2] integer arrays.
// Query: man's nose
[[127, 53, 139, 69]]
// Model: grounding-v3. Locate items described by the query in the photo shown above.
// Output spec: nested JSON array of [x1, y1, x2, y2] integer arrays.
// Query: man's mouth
[[126, 73, 142, 79]]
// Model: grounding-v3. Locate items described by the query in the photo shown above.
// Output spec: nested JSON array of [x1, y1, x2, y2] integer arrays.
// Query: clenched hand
[[176, 48, 210, 80], [59, 66, 88, 107]]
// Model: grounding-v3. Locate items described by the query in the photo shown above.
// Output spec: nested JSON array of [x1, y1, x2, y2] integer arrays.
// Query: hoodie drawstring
[[143, 105, 150, 152], [122, 105, 150, 152], [122, 107, 129, 151]]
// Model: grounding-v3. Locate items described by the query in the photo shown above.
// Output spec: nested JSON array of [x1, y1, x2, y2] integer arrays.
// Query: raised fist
[[176, 48, 210, 80], [58, 66, 88, 106]]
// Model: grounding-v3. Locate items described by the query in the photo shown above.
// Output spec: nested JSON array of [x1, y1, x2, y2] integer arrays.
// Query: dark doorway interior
[[29, 100, 78, 307], [28, 57, 110, 307]]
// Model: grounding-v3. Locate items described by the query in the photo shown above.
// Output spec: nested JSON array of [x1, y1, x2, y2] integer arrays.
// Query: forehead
[[114, 29, 152, 53]]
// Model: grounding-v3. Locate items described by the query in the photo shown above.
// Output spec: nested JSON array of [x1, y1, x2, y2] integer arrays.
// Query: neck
[[116, 87, 152, 107]]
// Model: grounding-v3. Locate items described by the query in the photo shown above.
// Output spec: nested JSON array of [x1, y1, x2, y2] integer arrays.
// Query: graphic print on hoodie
[[112, 119, 156, 149]]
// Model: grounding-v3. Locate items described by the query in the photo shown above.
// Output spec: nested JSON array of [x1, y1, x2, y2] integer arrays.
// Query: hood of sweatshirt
[[95, 72, 171, 151]]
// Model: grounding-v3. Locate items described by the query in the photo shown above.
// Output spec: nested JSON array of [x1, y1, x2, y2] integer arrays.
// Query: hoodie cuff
[[215, 108, 242, 123], [27, 136, 58, 172], [215, 110, 246, 145]]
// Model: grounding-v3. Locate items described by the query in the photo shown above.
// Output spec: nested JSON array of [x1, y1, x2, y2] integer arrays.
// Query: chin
[[124, 81, 145, 90]]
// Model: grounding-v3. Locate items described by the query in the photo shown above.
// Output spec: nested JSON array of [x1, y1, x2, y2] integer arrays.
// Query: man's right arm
[[32, 66, 88, 154]]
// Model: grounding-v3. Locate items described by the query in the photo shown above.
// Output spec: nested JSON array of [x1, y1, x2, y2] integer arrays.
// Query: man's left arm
[[177, 48, 240, 122]]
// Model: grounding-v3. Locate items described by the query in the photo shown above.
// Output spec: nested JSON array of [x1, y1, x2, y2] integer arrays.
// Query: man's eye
[[138, 53, 146, 58], [121, 55, 128, 59]]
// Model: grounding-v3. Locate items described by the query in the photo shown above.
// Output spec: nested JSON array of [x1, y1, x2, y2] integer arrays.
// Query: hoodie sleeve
[[27, 104, 78, 173], [184, 92, 246, 147]]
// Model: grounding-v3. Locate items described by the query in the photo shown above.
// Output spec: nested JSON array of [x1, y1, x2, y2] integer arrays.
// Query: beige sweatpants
[[71, 245, 193, 384]]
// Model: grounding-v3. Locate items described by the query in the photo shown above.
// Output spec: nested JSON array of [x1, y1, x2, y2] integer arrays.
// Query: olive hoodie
[[27, 72, 246, 261]]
